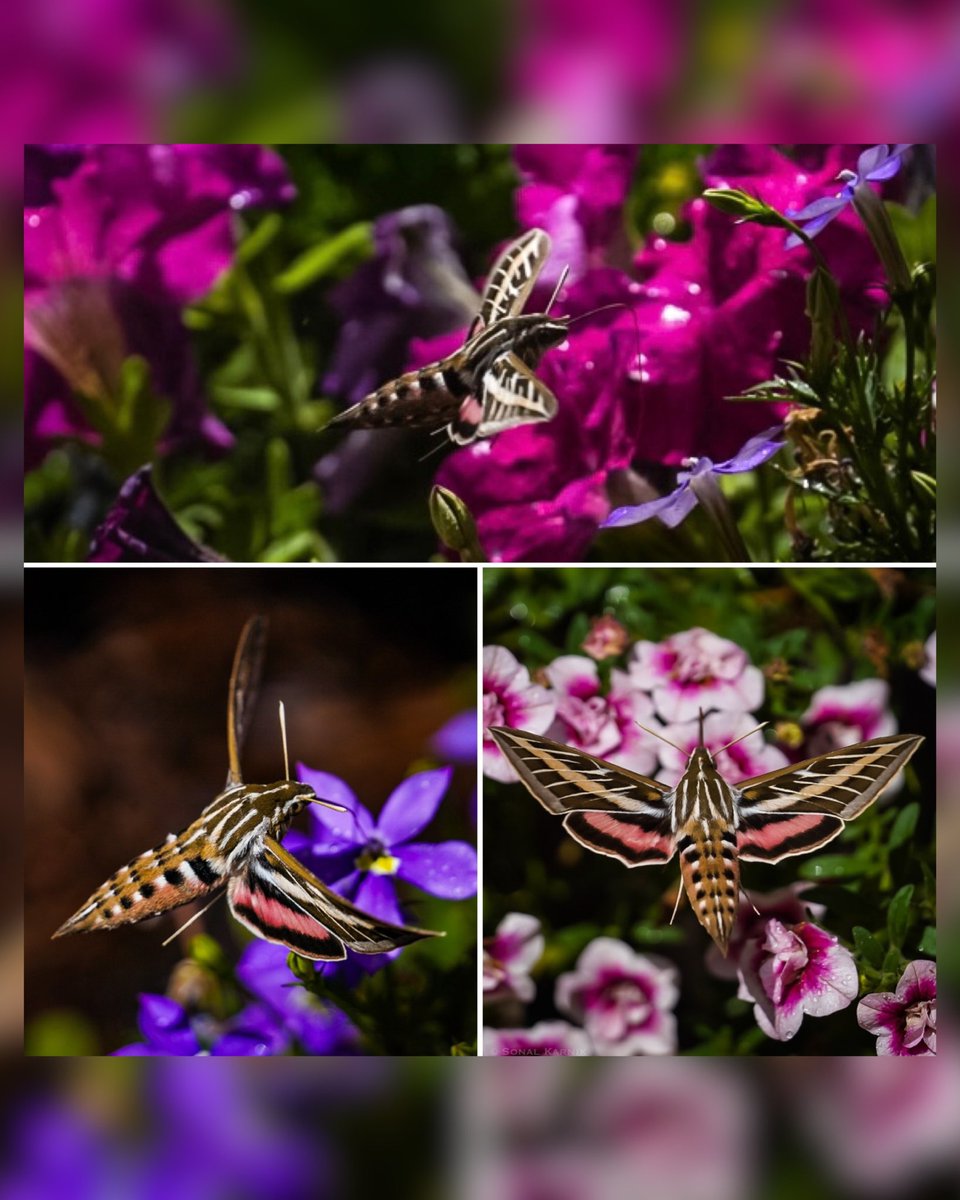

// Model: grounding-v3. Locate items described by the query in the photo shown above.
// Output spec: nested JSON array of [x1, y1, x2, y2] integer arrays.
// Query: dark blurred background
[[24, 567, 476, 1050]]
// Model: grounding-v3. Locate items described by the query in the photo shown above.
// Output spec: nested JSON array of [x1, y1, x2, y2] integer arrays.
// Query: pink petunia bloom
[[737, 918, 858, 1041], [800, 679, 901, 794], [484, 1021, 592, 1057], [655, 710, 789, 790], [581, 614, 630, 661], [628, 627, 764, 724], [705, 884, 826, 981], [544, 655, 659, 776], [484, 912, 545, 1005], [483, 646, 557, 782], [857, 960, 936, 1056], [555, 937, 679, 1055]]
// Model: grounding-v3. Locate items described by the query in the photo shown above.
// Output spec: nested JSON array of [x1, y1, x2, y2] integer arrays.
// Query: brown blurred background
[[24, 566, 476, 1048]]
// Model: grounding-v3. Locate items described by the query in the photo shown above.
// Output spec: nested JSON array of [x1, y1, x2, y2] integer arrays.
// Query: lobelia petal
[[714, 427, 785, 473], [395, 840, 478, 899], [602, 481, 697, 530], [353, 872, 405, 927], [295, 765, 372, 846], [375, 766, 453, 844]]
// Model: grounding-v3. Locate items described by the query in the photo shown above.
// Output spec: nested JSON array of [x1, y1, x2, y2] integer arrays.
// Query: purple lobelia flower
[[483, 912, 545, 1005], [24, 143, 294, 470], [112, 992, 290, 1056], [555, 937, 680, 1055], [88, 465, 223, 562], [484, 1021, 592, 1057], [784, 144, 912, 247], [736, 918, 858, 1042], [278, 764, 476, 981], [602, 427, 785, 530], [857, 959, 936, 1056]]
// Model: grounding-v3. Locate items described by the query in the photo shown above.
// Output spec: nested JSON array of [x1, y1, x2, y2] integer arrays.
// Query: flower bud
[[429, 485, 486, 562]]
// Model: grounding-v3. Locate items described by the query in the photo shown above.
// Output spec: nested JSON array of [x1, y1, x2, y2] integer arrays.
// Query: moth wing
[[227, 836, 442, 962], [734, 733, 923, 864], [475, 228, 551, 329], [226, 615, 268, 786], [473, 353, 558, 440], [562, 811, 677, 868]]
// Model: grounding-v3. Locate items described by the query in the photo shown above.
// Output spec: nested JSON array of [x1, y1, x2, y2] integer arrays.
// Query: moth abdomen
[[677, 823, 740, 956]]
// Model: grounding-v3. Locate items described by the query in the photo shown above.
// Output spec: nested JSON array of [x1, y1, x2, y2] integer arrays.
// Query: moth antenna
[[544, 265, 570, 314], [417, 436, 450, 465], [716, 722, 769, 756], [279, 700, 290, 780], [739, 885, 762, 918], [668, 882, 685, 926], [635, 720, 686, 754], [160, 894, 224, 947], [698, 708, 705, 748]]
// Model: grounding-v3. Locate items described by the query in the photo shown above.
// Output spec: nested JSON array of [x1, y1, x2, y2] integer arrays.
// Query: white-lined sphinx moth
[[489, 720, 923, 955], [329, 227, 567, 445], [54, 616, 441, 961]]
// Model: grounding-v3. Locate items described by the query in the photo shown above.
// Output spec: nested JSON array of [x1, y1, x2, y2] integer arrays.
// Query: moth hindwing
[[329, 227, 567, 445], [54, 616, 442, 960], [489, 724, 923, 955]]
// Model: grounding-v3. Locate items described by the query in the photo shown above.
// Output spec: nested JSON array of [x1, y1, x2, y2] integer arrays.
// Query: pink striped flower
[[857, 960, 936, 1056], [555, 937, 679, 1055], [544, 654, 659, 776], [737, 918, 858, 1042], [628, 627, 764, 724], [484, 912, 545, 1005], [483, 645, 557, 782]]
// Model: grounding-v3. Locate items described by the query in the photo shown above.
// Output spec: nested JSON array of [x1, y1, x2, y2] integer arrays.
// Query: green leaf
[[797, 851, 870, 880], [852, 925, 885, 969], [887, 883, 915, 948], [917, 925, 936, 957], [888, 802, 919, 850], [273, 221, 373, 294]]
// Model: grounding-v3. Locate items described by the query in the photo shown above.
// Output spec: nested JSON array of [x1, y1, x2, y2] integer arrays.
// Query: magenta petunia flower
[[555, 937, 679, 1055], [581, 614, 630, 661], [484, 912, 545, 1004], [483, 1021, 592, 1057], [24, 143, 294, 469], [483, 645, 557, 781], [628, 626, 764, 724], [655, 710, 789, 789], [857, 960, 936, 1056], [88, 466, 222, 562], [514, 145, 637, 286], [737, 918, 858, 1041], [544, 654, 659, 776]]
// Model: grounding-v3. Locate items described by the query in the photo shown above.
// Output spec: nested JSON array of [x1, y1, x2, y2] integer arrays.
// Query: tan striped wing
[[471, 229, 551, 334], [226, 836, 443, 962], [734, 733, 923, 864]]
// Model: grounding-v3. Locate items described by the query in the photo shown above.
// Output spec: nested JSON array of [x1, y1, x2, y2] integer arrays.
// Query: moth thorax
[[508, 316, 569, 361]]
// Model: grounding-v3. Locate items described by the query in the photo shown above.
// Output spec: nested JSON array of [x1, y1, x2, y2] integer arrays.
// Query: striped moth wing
[[228, 836, 443, 961], [468, 352, 559, 442], [468, 228, 552, 335], [487, 727, 676, 867]]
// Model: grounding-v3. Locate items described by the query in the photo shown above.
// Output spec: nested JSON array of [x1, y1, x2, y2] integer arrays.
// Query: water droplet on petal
[[661, 304, 691, 327]]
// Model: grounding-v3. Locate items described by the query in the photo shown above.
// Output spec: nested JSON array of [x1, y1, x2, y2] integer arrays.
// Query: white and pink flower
[[483, 645, 557, 782], [655, 709, 789, 789], [736, 918, 858, 1042], [483, 912, 545, 1005], [628, 627, 764, 723], [857, 959, 936, 1056], [555, 937, 679, 1056], [483, 1021, 592, 1057], [705, 884, 826, 981], [800, 679, 896, 754], [544, 655, 659, 776], [920, 632, 936, 687]]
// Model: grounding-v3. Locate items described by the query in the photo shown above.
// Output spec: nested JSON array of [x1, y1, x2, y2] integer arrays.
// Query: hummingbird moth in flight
[[489, 715, 922, 955], [54, 616, 442, 961], [328, 227, 569, 446]]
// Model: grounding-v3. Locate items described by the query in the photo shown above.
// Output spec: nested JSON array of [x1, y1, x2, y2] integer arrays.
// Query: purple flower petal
[[353, 873, 404, 926], [375, 766, 453, 845], [430, 710, 477, 763], [715, 426, 785, 473], [295, 765, 372, 847], [395, 840, 478, 898], [89, 466, 222, 562], [602, 481, 697, 529]]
